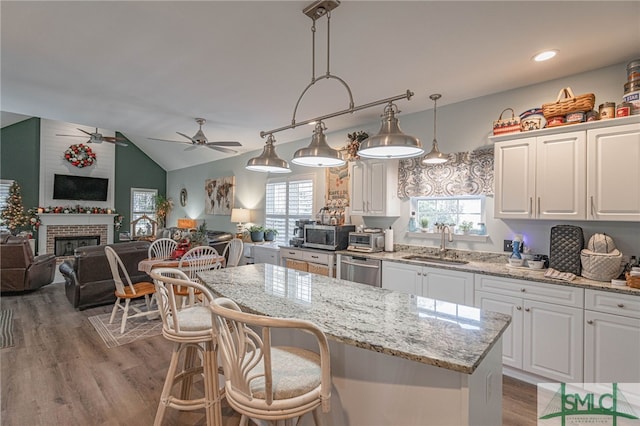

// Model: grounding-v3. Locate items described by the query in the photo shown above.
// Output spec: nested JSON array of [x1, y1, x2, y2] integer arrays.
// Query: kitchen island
[[199, 264, 511, 425]]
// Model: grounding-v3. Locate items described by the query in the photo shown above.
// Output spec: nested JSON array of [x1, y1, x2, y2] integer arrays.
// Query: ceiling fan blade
[[113, 141, 129, 147], [183, 145, 199, 151], [77, 128, 93, 136], [102, 136, 127, 143], [205, 145, 238, 154], [56, 134, 87, 138], [148, 137, 192, 145], [176, 132, 197, 143], [206, 141, 242, 147]]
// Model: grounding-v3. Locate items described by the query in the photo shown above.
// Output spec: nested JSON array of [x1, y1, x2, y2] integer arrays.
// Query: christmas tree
[[1, 181, 28, 234]]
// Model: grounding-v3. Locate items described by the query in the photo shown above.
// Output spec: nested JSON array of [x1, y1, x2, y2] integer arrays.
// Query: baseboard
[[503, 366, 552, 385]]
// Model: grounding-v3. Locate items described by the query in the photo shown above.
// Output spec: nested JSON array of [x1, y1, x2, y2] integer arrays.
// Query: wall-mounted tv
[[53, 174, 109, 201]]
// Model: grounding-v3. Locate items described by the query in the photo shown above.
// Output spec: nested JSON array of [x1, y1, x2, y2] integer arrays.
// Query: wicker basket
[[627, 272, 640, 289], [542, 87, 595, 119]]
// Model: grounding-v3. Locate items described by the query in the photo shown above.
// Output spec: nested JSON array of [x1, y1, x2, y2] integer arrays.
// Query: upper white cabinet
[[350, 159, 400, 217], [492, 116, 640, 222], [494, 131, 586, 220], [587, 123, 640, 221]]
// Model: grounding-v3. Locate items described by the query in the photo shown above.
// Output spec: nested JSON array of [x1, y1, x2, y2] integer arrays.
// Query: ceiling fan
[[148, 118, 242, 154], [56, 128, 129, 146]]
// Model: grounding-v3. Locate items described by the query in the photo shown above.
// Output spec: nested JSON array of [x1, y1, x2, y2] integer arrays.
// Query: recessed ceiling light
[[533, 50, 558, 62]]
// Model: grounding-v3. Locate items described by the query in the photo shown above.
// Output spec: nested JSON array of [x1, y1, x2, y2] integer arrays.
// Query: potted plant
[[420, 217, 429, 232], [459, 221, 473, 234], [247, 225, 265, 242], [264, 228, 278, 242]]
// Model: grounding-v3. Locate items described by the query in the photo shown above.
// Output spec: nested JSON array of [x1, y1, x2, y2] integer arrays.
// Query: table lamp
[[177, 218, 197, 230], [230, 208, 250, 236]]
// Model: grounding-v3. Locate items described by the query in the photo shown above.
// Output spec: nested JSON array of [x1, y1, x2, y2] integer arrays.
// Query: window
[[265, 176, 314, 245], [410, 195, 485, 234], [131, 188, 157, 235], [0, 180, 14, 232]]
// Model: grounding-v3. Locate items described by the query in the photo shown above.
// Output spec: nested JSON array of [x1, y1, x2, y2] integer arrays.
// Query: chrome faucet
[[437, 224, 453, 256]]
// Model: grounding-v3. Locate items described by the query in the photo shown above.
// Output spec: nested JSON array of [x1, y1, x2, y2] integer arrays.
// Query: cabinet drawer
[[475, 275, 583, 308], [585, 289, 640, 319], [281, 249, 304, 260], [286, 259, 308, 272], [303, 251, 333, 265]]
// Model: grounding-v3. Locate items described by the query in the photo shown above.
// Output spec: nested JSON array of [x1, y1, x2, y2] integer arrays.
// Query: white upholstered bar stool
[[210, 297, 332, 426], [149, 268, 224, 426]]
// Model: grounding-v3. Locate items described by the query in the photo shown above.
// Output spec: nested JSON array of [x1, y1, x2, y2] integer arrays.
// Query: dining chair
[[148, 237, 178, 259], [209, 297, 332, 426], [178, 246, 223, 306], [104, 246, 158, 334], [149, 268, 223, 426], [222, 238, 244, 268]]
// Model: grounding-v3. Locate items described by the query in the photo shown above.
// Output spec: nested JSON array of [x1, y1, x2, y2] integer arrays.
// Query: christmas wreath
[[64, 144, 96, 167]]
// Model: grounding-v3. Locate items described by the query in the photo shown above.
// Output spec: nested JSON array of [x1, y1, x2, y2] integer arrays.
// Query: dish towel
[[544, 268, 576, 282]]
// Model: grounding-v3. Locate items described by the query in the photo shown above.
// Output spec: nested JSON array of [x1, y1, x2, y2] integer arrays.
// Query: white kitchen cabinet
[[350, 159, 400, 217], [584, 289, 640, 384], [252, 244, 280, 265], [280, 247, 335, 277], [587, 123, 640, 221], [382, 261, 474, 305], [475, 275, 584, 382], [494, 131, 586, 220]]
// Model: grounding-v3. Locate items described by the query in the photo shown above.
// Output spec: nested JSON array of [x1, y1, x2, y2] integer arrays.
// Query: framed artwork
[[326, 151, 350, 207], [205, 176, 235, 215]]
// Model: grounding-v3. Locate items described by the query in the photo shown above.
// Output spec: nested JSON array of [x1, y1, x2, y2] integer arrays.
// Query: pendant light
[[357, 103, 423, 159], [246, 134, 291, 173], [422, 93, 448, 164], [292, 121, 345, 167]]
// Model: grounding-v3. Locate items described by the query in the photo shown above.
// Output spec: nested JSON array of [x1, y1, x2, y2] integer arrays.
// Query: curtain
[[397, 148, 494, 198]]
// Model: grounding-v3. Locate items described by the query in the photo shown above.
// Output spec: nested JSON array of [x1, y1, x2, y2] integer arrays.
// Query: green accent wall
[[114, 132, 166, 242], [0, 117, 41, 209]]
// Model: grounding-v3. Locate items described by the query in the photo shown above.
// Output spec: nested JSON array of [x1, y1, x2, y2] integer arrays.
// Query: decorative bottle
[[511, 234, 523, 259], [408, 212, 418, 232]]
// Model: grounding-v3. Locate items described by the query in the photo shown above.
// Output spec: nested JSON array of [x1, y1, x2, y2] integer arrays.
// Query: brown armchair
[[0, 232, 56, 292]]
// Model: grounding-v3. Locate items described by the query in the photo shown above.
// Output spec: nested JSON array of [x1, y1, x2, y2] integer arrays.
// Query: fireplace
[[54, 235, 101, 256]]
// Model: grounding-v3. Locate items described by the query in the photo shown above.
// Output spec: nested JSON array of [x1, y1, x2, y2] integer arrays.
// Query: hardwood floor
[[1, 282, 537, 425]]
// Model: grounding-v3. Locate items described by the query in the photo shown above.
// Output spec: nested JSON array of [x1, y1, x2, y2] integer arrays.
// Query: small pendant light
[[291, 122, 345, 167], [246, 134, 291, 173], [422, 94, 448, 164], [357, 103, 423, 159]]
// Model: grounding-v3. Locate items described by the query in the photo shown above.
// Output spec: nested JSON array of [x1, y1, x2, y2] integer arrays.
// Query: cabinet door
[[536, 131, 586, 220], [381, 261, 421, 295], [367, 160, 387, 215], [253, 247, 280, 265], [494, 138, 536, 218], [475, 290, 523, 369], [587, 123, 640, 221], [424, 267, 474, 305], [350, 161, 366, 215], [523, 300, 583, 382]]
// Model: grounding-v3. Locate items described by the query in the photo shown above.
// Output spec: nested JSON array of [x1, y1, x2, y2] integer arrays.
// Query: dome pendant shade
[[291, 122, 345, 167], [357, 103, 423, 159], [246, 135, 291, 173], [422, 139, 448, 164]]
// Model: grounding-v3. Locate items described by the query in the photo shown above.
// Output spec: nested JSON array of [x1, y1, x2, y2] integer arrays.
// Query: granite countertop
[[199, 263, 512, 375], [336, 247, 640, 297]]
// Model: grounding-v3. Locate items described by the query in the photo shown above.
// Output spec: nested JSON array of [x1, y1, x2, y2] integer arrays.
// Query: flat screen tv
[[53, 174, 109, 201]]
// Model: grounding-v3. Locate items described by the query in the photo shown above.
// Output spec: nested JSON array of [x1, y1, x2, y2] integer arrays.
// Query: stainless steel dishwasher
[[339, 254, 382, 287]]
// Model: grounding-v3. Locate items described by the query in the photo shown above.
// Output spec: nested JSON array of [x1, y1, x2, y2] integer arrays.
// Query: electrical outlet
[[503, 240, 513, 252]]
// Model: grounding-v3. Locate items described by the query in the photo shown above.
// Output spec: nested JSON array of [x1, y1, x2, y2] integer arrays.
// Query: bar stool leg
[[155, 343, 183, 426]]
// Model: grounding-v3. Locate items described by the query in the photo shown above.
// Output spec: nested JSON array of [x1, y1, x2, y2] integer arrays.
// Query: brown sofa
[[0, 232, 57, 292], [60, 241, 151, 310]]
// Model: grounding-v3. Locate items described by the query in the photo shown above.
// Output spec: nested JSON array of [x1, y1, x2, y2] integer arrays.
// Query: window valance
[[397, 148, 494, 199]]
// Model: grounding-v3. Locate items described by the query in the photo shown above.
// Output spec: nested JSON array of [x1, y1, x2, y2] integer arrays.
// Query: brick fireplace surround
[[37, 214, 116, 264]]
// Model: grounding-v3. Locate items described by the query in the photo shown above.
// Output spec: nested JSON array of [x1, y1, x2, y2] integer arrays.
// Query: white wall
[[167, 62, 640, 256]]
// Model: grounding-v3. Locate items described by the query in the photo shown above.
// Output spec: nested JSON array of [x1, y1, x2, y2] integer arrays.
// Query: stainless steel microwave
[[303, 224, 355, 251]]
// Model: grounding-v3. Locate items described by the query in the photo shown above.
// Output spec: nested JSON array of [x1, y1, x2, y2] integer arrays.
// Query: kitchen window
[[265, 175, 314, 246], [131, 188, 157, 235], [410, 195, 485, 234]]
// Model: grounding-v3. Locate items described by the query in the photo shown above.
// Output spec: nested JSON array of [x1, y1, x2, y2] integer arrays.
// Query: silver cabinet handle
[[525, 307, 530, 312], [529, 197, 533, 217], [587, 320, 593, 325], [311, 255, 319, 259], [516, 306, 522, 311], [617, 303, 624, 308], [537, 197, 541, 216], [521, 288, 526, 292], [340, 260, 380, 269], [590, 196, 595, 218]]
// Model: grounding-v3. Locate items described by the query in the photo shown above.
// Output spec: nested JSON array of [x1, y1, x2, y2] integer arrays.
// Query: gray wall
[[167, 62, 639, 256]]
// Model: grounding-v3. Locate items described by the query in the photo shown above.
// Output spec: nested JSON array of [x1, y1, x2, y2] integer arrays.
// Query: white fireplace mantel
[[38, 213, 116, 255]]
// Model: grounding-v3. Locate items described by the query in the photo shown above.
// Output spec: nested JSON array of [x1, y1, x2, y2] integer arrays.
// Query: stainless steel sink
[[402, 255, 468, 265]]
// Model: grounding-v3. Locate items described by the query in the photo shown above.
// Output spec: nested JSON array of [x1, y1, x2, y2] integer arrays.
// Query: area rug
[[0, 310, 14, 349], [88, 311, 162, 349]]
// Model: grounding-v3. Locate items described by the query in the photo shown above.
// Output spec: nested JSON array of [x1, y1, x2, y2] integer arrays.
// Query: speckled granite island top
[[198, 263, 511, 375]]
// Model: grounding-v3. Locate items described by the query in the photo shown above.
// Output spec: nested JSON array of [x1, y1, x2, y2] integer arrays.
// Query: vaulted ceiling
[[2, 1, 638, 171]]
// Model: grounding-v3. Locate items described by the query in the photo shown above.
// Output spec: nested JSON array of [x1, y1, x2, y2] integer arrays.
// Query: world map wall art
[[205, 176, 235, 215]]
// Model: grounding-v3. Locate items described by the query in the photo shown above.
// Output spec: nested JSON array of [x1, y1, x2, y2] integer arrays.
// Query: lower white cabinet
[[475, 275, 584, 383], [382, 261, 474, 306], [584, 289, 640, 384], [252, 245, 280, 265], [280, 247, 335, 277]]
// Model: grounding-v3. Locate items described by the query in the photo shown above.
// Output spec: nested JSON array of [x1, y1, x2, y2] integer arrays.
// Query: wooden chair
[[222, 238, 244, 268], [149, 268, 223, 426], [178, 246, 223, 306], [104, 246, 158, 334], [148, 237, 178, 259], [210, 297, 332, 426]]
